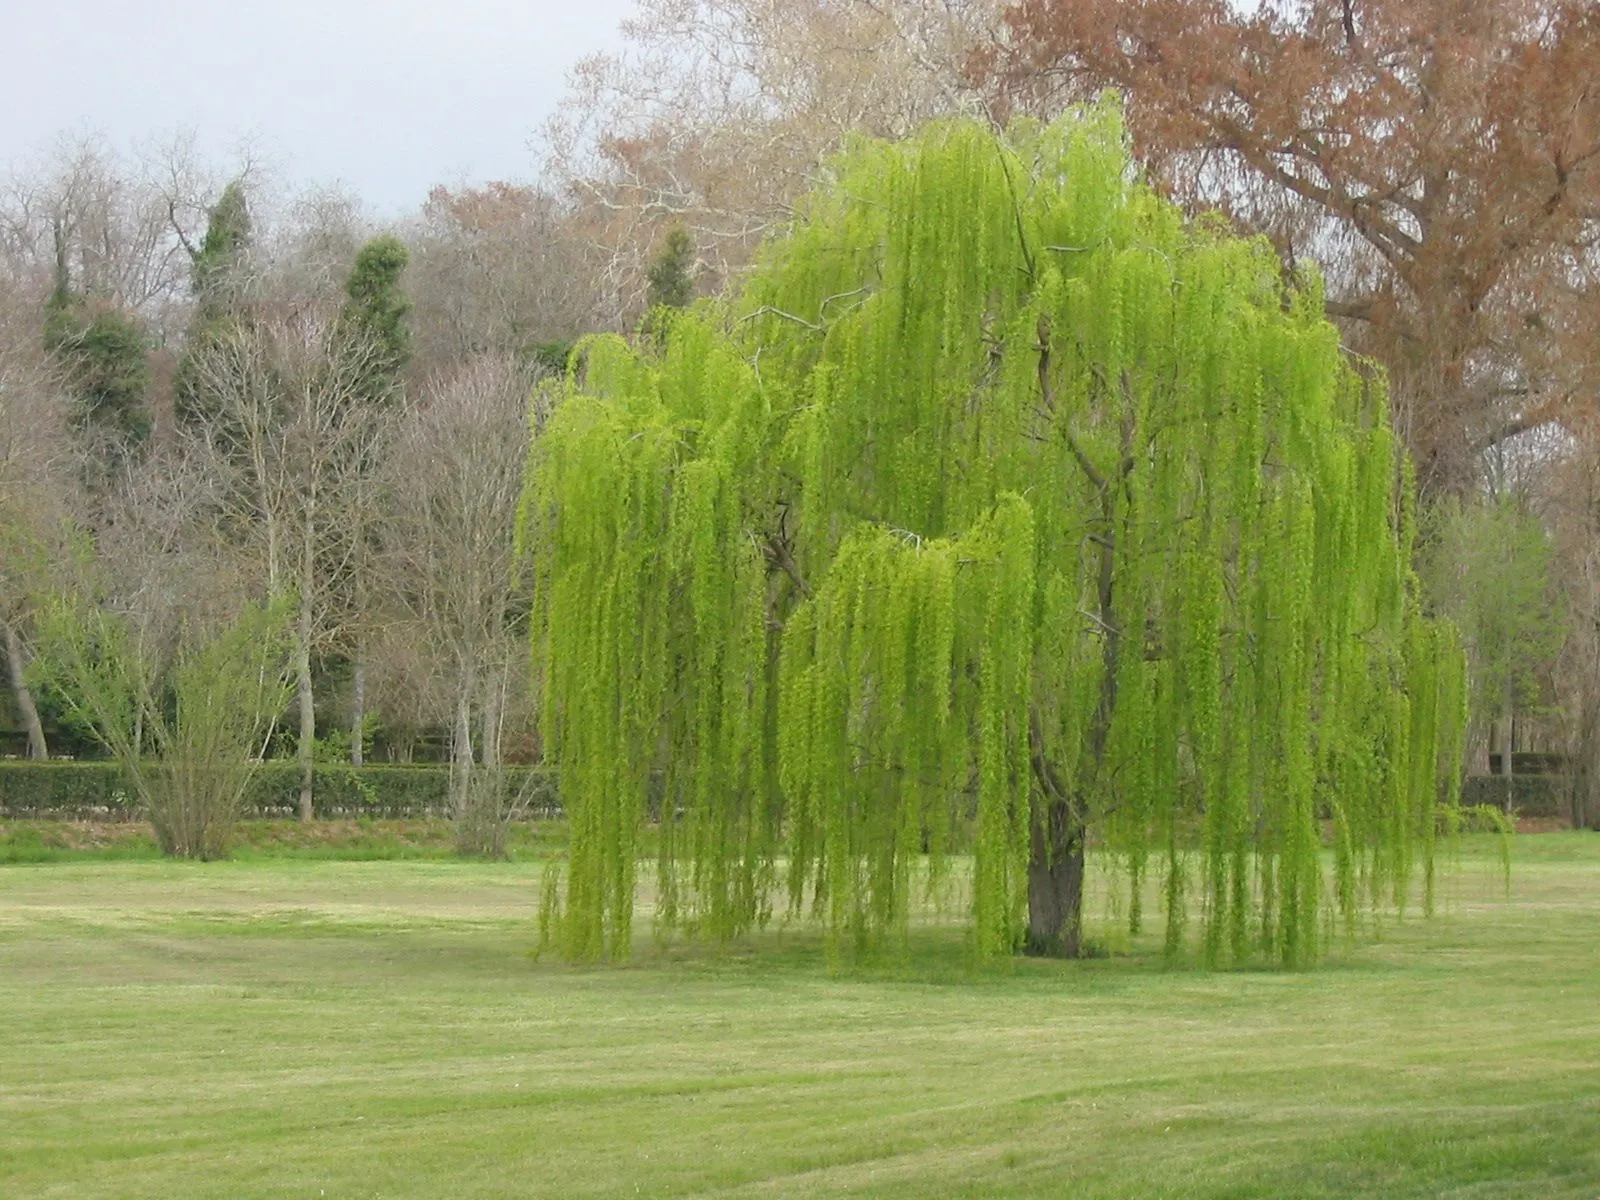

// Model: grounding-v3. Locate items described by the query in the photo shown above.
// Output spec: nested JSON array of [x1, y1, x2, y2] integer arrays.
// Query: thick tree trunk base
[[1025, 797, 1086, 958]]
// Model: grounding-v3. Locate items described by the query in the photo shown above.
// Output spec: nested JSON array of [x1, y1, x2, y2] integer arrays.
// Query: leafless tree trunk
[[350, 657, 366, 767], [1501, 680, 1515, 813], [451, 654, 477, 804], [480, 654, 507, 771], [382, 355, 534, 857], [2, 619, 48, 759], [297, 503, 317, 822], [185, 307, 389, 822]]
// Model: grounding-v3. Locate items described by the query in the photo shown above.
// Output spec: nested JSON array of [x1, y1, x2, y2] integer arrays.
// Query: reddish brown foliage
[[983, 0, 1600, 488]]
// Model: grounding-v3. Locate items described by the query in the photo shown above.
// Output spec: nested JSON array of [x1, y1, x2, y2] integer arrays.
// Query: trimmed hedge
[[0, 761, 559, 820], [4, 763, 1586, 825], [0, 762, 134, 819], [1459, 774, 1572, 821]]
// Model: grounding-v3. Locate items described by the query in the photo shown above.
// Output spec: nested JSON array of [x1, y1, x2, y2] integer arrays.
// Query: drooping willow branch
[[522, 103, 1470, 966]]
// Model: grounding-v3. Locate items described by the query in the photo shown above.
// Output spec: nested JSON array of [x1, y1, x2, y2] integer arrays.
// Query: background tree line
[[1, 0, 1595, 845]]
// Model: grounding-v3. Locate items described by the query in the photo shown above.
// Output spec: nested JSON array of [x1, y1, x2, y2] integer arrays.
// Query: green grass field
[[1, 831, 1597, 1198]]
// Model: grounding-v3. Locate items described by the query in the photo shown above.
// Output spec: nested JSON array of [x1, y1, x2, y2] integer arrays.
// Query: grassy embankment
[[1, 831, 1596, 1198]]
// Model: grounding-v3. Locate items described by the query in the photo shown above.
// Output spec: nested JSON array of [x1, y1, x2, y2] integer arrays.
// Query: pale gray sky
[[1, 0, 638, 214]]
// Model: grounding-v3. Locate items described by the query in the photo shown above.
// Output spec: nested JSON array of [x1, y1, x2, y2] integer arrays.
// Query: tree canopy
[[341, 233, 412, 399], [523, 105, 1470, 967], [645, 226, 695, 312], [43, 294, 152, 454], [984, 0, 1600, 494], [176, 179, 255, 428]]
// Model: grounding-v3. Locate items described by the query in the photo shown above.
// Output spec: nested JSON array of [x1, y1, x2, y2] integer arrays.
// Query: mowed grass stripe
[[1, 834, 1596, 1197]]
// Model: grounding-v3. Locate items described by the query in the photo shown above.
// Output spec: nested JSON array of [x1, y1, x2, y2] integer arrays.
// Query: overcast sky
[[1, 0, 638, 215]]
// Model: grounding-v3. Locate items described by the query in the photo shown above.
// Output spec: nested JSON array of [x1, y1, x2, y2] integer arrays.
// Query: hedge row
[[1, 762, 1586, 825], [0, 761, 560, 820], [1458, 774, 1575, 821]]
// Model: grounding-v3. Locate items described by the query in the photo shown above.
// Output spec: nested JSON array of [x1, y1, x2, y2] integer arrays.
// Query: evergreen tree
[[42, 225, 152, 466], [189, 180, 253, 309], [175, 180, 254, 428], [645, 225, 695, 311], [523, 106, 1476, 967], [338, 234, 411, 768], [340, 234, 411, 400], [44, 292, 152, 452]]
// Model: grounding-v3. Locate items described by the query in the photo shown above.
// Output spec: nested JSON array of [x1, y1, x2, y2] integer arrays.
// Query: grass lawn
[[0, 831, 1596, 1198]]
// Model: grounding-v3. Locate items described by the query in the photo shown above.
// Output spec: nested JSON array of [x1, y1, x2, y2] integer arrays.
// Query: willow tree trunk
[[1026, 796, 1086, 956], [1025, 477, 1119, 957], [2, 620, 48, 760]]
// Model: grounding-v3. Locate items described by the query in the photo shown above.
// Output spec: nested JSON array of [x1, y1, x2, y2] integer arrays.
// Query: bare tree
[[543, 0, 1006, 324], [982, 0, 1600, 493], [403, 182, 599, 371], [0, 132, 219, 342], [183, 304, 390, 819], [382, 356, 536, 854], [0, 316, 72, 759]]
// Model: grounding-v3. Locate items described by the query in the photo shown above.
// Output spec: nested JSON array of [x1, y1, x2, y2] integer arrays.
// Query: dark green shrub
[[0, 761, 559, 821], [1458, 774, 1569, 819], [0, 761, 135, 817]]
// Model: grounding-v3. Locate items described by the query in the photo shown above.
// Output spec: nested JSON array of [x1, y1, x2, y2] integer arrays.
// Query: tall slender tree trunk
[[296, 608, 315, 823], [1501, 684, 1515, 814], [349, 498, 370, 769], [451, 658, 476, 813], [480, 658, 505, 770], [1585, 690, 1600, 830], [350, 656, 366, 767], [1575, 693, 1598, 831], [296, 500, 317, 823], [2, 620, 48, 761]]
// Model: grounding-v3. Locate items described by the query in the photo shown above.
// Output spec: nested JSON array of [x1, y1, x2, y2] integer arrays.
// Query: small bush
[[30, 595, 294, 858]]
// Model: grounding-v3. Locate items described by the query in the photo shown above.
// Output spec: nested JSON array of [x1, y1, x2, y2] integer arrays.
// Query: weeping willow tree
[[522, 103, 1470, 966]]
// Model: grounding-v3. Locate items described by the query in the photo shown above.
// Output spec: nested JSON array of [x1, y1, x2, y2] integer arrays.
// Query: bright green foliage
[[523, 105, 1468, 965], [30, 592, 294, 859], [340, 234, 411, 399], [43, 293, 152, 452]]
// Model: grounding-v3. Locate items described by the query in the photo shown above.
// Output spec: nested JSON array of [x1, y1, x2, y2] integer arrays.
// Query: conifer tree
[[175, 180, 254, 428], [43, 294, 152, 453], [338, 234, 411, 765], [43, 226, 152, 463], [524, 106, 1472, 965], [645, 226, 695, 311], [190, 180, 253, 304], [340, 234, 411, 400]]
